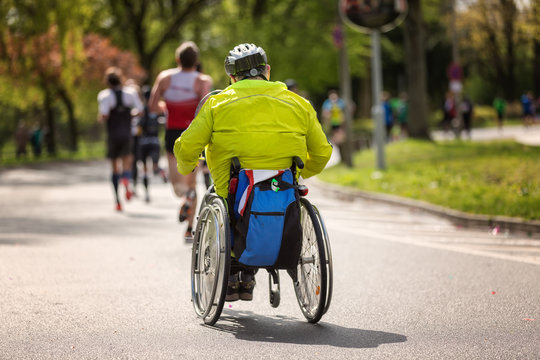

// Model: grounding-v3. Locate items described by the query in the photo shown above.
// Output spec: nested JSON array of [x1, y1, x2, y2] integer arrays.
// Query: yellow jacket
[[174, 80, 332, 198]]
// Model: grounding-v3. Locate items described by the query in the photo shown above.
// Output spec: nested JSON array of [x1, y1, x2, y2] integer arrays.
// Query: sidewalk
[[432, 124, 540, 146]]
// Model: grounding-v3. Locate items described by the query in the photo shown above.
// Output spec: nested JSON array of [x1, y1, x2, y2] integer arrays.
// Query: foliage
[[456, 0, 533, 100], [0, 139, 105, 165], [101, 0, 221, 79], [1, 0, 540, 158], [0, 1, 145, 155], [186, 0, 371, 95], [319, 139, 540, 220]]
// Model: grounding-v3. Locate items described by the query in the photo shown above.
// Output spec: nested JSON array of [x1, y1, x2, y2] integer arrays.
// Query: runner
[[97, 67, 143, 211], [149, 41, 212, 239], [137, 86, 168, 203], [125, 79, 143, 197]]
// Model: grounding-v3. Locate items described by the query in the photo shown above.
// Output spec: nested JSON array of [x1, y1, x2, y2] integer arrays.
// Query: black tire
[[313, 205, 333, 315], [191, 194, 231, 325], [293, 198, 328, 323]]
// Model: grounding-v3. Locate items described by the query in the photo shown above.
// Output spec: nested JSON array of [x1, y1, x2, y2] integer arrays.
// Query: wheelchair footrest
[[268, 269, 281, 308]]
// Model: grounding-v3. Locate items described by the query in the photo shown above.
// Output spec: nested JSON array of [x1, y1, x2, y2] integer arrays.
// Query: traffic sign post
[[339, 0, 407, 171], [370, 29, 386, 171], [334, 23, 354, 167]]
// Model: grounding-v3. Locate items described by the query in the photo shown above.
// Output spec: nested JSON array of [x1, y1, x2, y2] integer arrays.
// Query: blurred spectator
[[15, 121, 29, 158], [390, 92, 408, 139], [322, 89, 346, 146], [442, 91, 456, 136], [492, 96, 506, 131], [460, 96, 474, 139], [521, 91, 534, 127], [382, 91, 394, 142], [30, 121, 43, 157]]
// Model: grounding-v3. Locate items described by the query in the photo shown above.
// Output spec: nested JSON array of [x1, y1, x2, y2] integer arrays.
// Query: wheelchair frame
[[190, 158, 333, 326]]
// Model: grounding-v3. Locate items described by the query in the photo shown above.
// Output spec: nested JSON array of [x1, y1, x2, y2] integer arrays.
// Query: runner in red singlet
[[148, 41, 212, 240]]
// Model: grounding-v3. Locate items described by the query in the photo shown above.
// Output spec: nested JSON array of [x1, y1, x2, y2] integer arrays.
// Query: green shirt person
[[493, 97, 506, 130]]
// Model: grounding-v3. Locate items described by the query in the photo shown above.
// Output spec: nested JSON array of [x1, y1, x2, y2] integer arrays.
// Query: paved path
[[1, 161, 539, 359], [432, 124, 540, 146]]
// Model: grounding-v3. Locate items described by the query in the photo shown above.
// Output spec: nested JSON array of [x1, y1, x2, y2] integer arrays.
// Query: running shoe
[[116, 202, 122, 212], [184, 226, 193, 243], [179, 202, 192, 223], [160, 169, 168, 183], [122, 178, 133, 201], [154, 168, 168, 183], [179, 191, 196, 223]]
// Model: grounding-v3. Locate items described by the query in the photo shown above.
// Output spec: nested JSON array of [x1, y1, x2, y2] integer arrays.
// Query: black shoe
[[179, 202, 192, 223], [184, 226, 193, 243], [179, 191, 196, 223], [226, 274, 240, 302], [239, 273, 256, 301]]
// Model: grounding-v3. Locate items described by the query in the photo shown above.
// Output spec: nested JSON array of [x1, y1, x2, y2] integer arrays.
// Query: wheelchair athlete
[[174, 43, 332, 301]]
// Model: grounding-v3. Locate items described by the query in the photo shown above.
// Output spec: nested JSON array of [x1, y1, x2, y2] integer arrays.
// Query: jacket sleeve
[[173, 102, 213, 175], [302, 106, 333, 178]]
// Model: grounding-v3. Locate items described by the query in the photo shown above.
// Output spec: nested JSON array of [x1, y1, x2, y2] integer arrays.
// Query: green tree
[[0, 0, 94, 153], [457, 0, 526, 100], [102, 0, 221, 80]]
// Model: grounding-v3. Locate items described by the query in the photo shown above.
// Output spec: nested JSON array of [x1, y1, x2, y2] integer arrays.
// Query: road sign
[[447, 62, 462, 80], [339, 0, 407, 33], [332, 25, 344, 48]]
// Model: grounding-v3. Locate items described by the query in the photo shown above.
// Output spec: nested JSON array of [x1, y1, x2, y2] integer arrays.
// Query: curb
[[311, 178, 540, 235]]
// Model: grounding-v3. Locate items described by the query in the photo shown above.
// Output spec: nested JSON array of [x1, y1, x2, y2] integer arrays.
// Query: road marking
[[333, 224, 540, 266]]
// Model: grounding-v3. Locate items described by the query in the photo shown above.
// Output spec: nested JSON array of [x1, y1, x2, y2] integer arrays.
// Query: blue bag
[[231, 169, 302, 268]]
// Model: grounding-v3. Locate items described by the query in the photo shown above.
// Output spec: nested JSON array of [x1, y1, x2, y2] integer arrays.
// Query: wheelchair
[[190, 157, 333, 326]]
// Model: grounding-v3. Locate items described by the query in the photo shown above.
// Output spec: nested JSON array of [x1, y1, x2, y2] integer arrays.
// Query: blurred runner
[[149, 41, 212, 239], [125, 79, 143, 197], [98, 67, 143, 211], [137, 86, 167, 203]]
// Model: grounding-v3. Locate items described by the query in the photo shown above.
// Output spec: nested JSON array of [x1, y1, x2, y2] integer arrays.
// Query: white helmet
[[224, 43, 267, 77]]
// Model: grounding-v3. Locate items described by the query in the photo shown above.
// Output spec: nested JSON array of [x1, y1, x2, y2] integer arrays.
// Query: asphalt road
[[1, 160, 539, 359]]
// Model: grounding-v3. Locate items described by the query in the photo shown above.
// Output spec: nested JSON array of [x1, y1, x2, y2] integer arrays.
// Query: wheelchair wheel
[[313, 205, 333, 315], [191, 194, 231, 325], [293, 198, 328, 323]]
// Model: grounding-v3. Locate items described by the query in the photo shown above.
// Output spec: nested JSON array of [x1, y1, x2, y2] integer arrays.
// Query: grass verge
[[318, 139, 540, 220], [0, 141, 105, 168]]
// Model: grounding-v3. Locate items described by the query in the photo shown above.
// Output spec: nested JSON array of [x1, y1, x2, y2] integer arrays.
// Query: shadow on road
[[209, 311, 407, 349], [0, 214, 166, 246], [0, 161, 106, 187]]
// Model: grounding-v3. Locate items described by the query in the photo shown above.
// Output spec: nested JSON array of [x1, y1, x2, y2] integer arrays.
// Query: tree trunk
[[359, 71, 372, 119], [57, 86, 78, 152], [42, 84, 57, 156], [403, 0, 430, 139], [501, 0, 517, 99], [533, 0, 540, 96]]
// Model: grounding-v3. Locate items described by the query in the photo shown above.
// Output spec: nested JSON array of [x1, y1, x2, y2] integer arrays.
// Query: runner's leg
[[167, 152, 187, 197], [121, 154, 133, 200], [142, 156, 150, 203], [111, 158, 122, 211]]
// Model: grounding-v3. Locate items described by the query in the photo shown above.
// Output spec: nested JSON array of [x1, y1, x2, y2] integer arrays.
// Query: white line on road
[[334, 224, 540, 266]]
